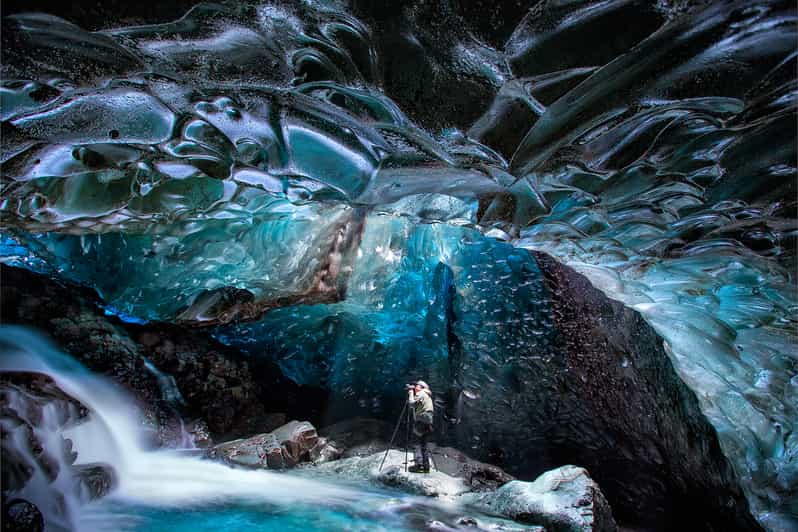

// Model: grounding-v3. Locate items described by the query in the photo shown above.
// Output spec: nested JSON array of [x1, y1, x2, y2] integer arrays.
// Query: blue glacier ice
[[1, 0, 796, 529]]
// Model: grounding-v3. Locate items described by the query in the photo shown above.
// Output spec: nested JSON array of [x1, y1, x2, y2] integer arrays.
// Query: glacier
[[1, 0, 796, 530]]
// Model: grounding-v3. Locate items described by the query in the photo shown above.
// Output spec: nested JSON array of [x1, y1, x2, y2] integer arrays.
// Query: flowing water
[[1, 1, 795, 528], [0, 326, 520, 531]]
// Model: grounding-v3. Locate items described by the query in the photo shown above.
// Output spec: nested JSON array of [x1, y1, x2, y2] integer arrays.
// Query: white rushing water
[[0, 326, 365, 531]]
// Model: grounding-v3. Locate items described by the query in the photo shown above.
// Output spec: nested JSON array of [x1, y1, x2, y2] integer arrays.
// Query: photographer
[[406, 380, 434, 473]]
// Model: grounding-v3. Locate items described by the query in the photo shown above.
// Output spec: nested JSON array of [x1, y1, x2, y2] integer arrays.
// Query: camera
[[405, 383, 414, 390]]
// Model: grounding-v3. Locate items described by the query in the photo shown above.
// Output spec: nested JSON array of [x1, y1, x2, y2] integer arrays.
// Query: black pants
[[413, 419, 433, 469]]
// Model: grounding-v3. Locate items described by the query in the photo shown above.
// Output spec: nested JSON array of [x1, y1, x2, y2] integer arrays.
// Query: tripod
[[379, 401, 414, 472]]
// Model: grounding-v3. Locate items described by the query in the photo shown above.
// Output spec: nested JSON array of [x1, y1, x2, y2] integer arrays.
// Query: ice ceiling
[[0, 0, 795, 528]]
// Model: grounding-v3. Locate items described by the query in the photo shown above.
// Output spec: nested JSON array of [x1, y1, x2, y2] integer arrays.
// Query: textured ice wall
[[491, 4, 798, 528], [0, 0, 795, 528]]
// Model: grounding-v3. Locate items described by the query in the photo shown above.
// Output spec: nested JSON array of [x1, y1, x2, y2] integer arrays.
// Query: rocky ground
[[0, 371, 619, 532], [203, 414, 617, 530], [307, 449, 617, 531], [210, 420, 341, 469]]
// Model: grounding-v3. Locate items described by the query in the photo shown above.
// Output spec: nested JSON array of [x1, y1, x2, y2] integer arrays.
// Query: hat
[[416, 380, 430, 390]]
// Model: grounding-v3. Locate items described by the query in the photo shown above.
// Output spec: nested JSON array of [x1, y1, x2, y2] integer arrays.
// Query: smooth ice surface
[[1, 0, 795, 528]]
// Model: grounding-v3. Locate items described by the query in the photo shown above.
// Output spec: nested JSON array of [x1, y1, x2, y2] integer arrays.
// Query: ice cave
[[0, 0, 795, 530]]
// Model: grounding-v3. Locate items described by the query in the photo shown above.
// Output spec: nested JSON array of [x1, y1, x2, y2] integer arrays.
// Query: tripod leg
[[405, 407, 411, 472], [379, 401, 407, 472]]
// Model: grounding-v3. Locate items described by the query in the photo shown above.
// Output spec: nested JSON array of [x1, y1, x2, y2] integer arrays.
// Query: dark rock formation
[[319, 417, 392, 458], [448, 252, 761, 530], [210, 420, 340, 469], [1, 267, 169, 440], [534, 253, 759, 531], [0, 372, 87, 494], [127, 324, 293, 440], [429, 445, 514, 492], [0, 371, 116, 529], [438, 254, 759, 530], [0, 265, 328, 443], [73, 463, 117, 500], [2, 498, 44, 532]]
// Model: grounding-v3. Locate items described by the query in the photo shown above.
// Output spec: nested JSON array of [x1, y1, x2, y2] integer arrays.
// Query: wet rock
[[308, 438, 342, 465], [455, 516, 544, 532], [312, 450, 471, 498], [1, 434, 34, 493], [0, 415, 53, 491], [319, 417, 392, 458], [0, 372, 89, 427], [2, 498, 44, 532], [0, 372, 89, 491], [0, 372, 119, 527], [271, 421, 323, 466], [186, 419, 213, 449], [461, 465, 617, 532], [339, 439, 390, 459], [73, 463, 117, 500], [429, 445, 514, 492], [210, 420, 339, 469], [380, 466, 472, 498], [211, 432, 280, 469], [315, 422, 513, 491]]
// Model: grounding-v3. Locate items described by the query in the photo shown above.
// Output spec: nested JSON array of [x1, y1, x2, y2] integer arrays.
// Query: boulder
[[0, 372, 89, 428], [318, 419, 514, 491], [429, 445, 514, 492], [308, 452, 617, 529], [74, 463, 117, 500], [461, 465, 617, 532], [311, 450, 471, 498], [319, 417, 392, 459], [210, 420, 340, 469], [185, 418, 212, 448], [2, 499, 44, 532], [454, 516, 543, 532]]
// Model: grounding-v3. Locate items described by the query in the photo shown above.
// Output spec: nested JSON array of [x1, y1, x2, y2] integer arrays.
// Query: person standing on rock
[[406, 380, 434, 473]]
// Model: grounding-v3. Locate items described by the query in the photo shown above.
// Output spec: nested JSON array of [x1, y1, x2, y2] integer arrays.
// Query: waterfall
[[140, 357, 195, 449], [0, 326, 362, 531]]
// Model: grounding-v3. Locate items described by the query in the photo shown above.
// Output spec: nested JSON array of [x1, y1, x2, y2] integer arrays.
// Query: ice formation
[[1, 1, 795, 528]]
